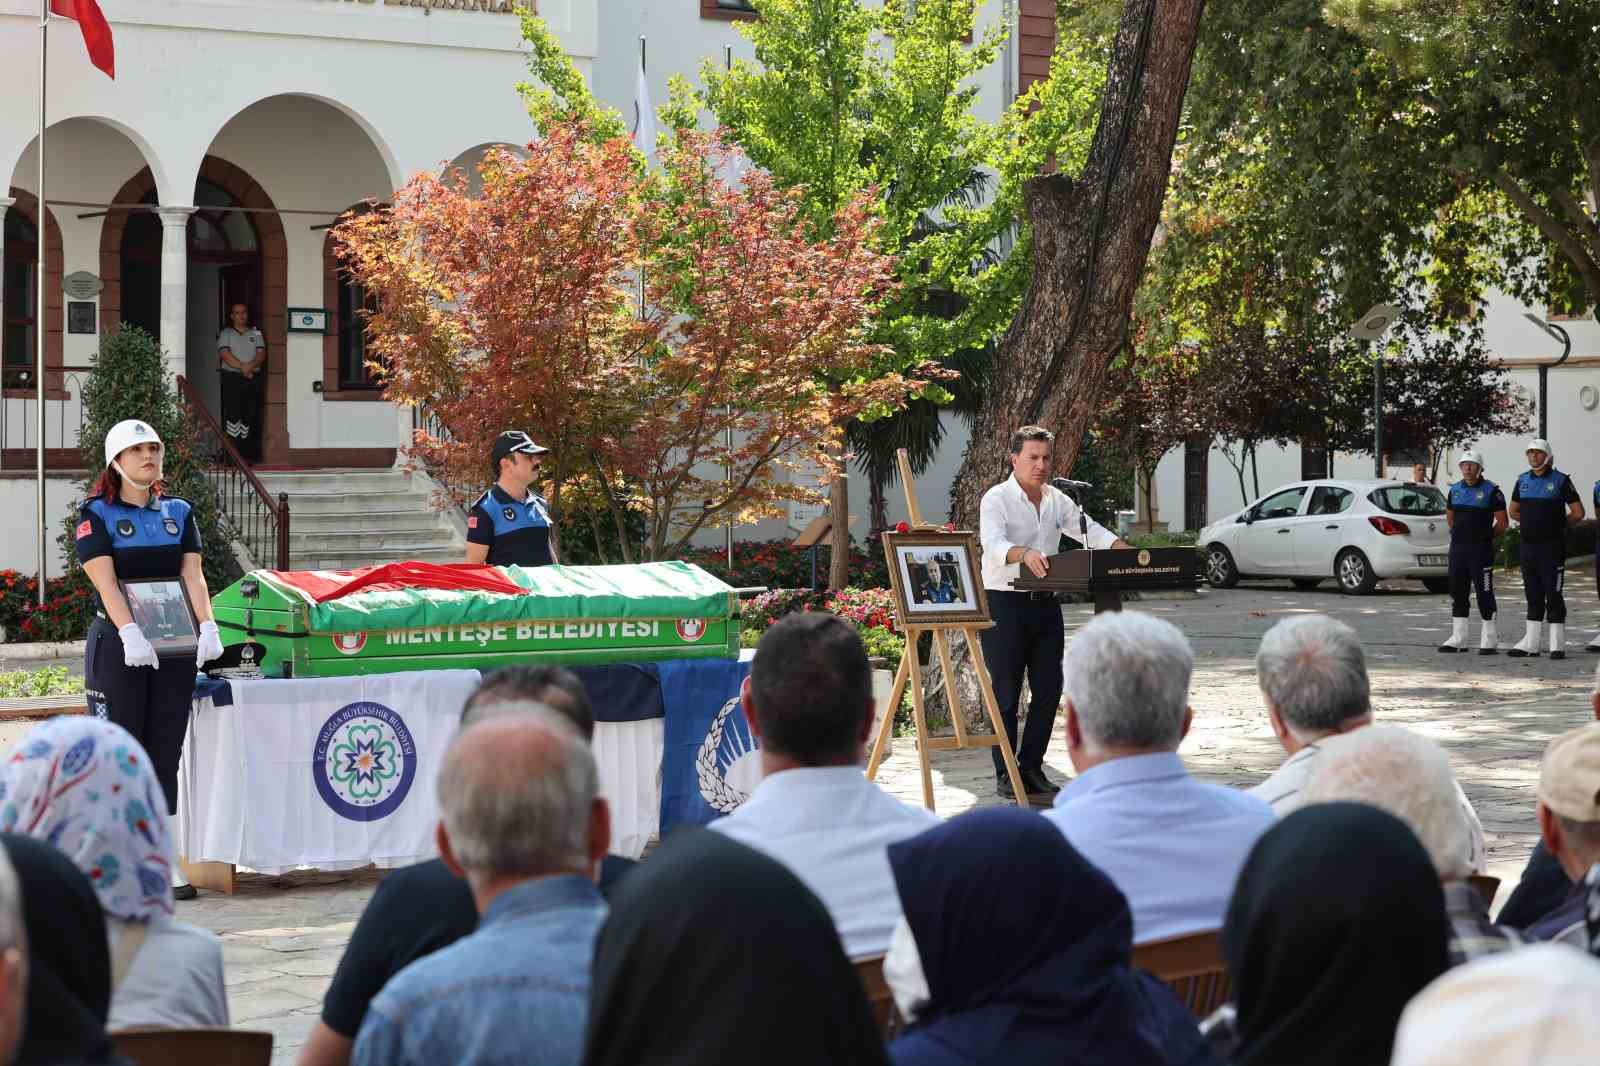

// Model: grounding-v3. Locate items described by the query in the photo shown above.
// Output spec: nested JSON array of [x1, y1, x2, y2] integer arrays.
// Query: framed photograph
[[119, 578, 199, 659], [67, 301, 97, 335], [882, 531, 990, 627]]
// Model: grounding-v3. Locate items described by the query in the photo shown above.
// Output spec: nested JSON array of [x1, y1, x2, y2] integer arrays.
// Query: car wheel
[[1205, 544, 1240, 588], [1291, 578, 1322, 590], [1336, 548, 1377, 595], [1422, 577, 1450, 594]]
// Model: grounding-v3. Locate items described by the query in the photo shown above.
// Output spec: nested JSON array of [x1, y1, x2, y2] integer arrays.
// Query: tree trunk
[[949, 0, 1207, 528], [829, 467, 851, 590]]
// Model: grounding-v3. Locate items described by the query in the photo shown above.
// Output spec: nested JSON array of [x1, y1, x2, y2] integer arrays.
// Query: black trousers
[[978, 591, 1064, 774], [220, 372, 262, 462], [1448, 541, 1496, 619], [1520, 539, 1567, 623], [85, 618, 195, 814]]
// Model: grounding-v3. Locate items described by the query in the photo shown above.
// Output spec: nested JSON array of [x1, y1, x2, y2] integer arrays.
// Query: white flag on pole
[[632, 58, 656, 164]]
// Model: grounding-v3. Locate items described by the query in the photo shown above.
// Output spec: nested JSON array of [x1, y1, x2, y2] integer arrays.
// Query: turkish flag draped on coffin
[[49, 0, 115, 79]]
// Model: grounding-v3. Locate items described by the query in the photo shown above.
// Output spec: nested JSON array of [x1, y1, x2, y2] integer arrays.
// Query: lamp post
[[1347, 303, 1402, 478], [1521, 313, 1571, 441]]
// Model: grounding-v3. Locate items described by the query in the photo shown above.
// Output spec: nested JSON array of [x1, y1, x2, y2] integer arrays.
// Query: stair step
[[288, 547, 465, 570], [291, 510, 450, 534], [254, 469, 413, 494], [287, 528, 456, 553], [280, 492, 439, 516]]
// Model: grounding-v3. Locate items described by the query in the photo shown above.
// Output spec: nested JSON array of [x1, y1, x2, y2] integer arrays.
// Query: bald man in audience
[[1301, 726, 1521, 965], [352, 710, 609, 1066], [1524, 722, 1600, 948]]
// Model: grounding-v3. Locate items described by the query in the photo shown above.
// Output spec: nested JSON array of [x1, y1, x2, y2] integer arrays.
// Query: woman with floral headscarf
[[1, 716, 227, 1030]]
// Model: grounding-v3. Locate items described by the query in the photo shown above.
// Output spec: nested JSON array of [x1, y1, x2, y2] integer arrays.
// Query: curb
[[0, 641, 87, 663]]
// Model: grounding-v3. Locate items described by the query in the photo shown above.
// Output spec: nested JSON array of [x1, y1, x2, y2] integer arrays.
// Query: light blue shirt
[[710, 765, 940, 958], [1043, 752, 1275, 944], [352, 874, 605, 1066]]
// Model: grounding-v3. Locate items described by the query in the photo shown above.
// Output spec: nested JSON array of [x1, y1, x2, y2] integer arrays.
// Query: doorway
[[186, 180, 262, 428]]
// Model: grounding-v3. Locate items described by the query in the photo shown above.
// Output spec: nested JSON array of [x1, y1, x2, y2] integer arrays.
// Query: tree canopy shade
[[333, 123, 924, 564]]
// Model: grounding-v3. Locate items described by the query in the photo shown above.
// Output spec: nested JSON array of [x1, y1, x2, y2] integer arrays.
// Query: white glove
[[196, 620, 224, 667], [118, 623, 160, 669]]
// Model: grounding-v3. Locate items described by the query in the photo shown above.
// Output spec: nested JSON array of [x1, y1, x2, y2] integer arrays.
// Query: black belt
[[992, 589, 1059, 602]]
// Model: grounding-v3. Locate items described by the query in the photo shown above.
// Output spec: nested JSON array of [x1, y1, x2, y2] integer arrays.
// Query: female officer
[[74, 419, 225, 900]]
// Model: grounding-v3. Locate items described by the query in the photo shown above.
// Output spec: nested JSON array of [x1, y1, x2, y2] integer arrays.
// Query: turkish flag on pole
[[49, 0, 115, 79]]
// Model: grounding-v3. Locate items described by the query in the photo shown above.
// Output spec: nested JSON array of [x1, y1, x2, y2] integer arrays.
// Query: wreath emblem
[[695, 697, 756, 814]]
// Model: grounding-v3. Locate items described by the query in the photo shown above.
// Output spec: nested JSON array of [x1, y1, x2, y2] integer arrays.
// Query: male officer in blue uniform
[[465, 430, 558, 568], [1508, 437, 1584, 658], [1439, 449, 1507, 653]]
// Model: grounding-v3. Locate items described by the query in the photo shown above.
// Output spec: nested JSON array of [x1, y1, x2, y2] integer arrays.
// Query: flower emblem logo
[[312, 702, 417, 822]]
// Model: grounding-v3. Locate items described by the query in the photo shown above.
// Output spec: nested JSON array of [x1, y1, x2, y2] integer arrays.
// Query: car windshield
[[1369, 485, 1447, 516]]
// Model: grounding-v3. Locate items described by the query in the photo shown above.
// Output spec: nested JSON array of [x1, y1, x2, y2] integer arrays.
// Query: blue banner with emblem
[[657, 654, 756, 832]]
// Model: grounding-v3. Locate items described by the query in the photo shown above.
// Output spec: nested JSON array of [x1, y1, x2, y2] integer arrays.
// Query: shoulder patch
[[75, 520, 92, 540], [467, 516, 478, 529]]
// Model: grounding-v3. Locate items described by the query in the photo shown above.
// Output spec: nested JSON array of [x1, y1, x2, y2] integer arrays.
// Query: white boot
[[1478, 617, 1498, 656], [1507, 620, 1543, 658], [1586, 628, 1600, 652], [1550, 623, 1567, 660], [1438, 617, 1469, 653]]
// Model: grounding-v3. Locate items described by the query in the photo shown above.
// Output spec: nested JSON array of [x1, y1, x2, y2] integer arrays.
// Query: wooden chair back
[[854, 954, 904, 1041], [1467, 874, 1501, 909], [111, 1027, 273, 1066], [1132, 930, 1231, 1018]]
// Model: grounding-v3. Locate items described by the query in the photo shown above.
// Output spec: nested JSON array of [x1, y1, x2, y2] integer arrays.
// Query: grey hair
[[1256, 614, 1370, 738], [1064, 611, 1192, 751], [0, 847, 21, 955], [1301, 726, 1473, 880], [436, 704, 597, 877]]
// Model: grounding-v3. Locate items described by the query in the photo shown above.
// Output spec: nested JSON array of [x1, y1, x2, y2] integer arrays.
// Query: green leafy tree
[[61, 325, 232, 598]]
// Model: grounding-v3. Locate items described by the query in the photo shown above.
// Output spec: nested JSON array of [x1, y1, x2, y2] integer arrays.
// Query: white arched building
[[0, 0, 595, 573]]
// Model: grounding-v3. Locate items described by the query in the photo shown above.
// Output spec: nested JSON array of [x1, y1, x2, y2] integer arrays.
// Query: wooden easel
[[865, 450, 1026, 811]]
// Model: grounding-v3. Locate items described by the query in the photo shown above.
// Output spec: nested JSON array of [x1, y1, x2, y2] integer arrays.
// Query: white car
[[1198, 479, 1452, 595]]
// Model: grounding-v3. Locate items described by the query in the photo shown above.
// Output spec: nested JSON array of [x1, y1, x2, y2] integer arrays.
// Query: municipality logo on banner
[[694, 697, 763, 814], [658, 657, 756, 831], [313, 701, 417, 821]]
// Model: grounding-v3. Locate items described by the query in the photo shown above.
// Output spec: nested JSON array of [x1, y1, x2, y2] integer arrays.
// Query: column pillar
[[156, 207, 194, 382], [0, 198, 11, 472]]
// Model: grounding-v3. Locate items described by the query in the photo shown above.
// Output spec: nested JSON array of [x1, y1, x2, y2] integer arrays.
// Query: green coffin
[[211, 561, 741, 678]]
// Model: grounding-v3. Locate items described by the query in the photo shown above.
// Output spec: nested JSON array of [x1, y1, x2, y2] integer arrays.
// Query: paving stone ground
[[178, 572, 1600, 1063]]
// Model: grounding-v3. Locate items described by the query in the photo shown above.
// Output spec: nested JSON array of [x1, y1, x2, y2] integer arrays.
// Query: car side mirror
[[1240, 511, 1254, 524]]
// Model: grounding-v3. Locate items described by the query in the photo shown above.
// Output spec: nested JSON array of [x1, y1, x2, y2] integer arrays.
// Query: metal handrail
[[175, 374, 290, 570]]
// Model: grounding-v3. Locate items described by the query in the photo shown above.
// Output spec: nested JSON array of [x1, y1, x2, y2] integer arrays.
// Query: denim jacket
[[353, 874, 606, 1066]]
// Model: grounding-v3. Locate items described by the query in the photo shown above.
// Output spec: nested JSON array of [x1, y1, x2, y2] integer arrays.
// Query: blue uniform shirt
[[1512, 468, 1579, 543], [465, 485, 553, 568], [1446, 478, 1504, 545], [73, 494, 203, 613]]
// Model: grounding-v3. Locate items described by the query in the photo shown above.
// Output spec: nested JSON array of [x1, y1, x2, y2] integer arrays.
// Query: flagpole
[[36, 0, 48, 607], [723, 43, 734, 572], [637, 34, 646, 322]]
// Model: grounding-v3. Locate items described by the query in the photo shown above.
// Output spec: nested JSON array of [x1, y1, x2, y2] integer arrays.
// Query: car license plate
[[1418, 554, 1447, 566]]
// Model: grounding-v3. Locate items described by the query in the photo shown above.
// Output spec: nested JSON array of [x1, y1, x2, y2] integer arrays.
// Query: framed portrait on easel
[[881, 531, 990, 627]]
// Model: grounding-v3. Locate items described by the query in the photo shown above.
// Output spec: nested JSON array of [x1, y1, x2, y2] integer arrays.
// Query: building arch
[[2, 189, 64, 397]]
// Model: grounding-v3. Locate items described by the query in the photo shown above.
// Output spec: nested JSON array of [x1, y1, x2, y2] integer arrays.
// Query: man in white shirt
[[1250, 613, 1486, 871], [710, 612, 939, 959], [978, 424, 1128, 800]]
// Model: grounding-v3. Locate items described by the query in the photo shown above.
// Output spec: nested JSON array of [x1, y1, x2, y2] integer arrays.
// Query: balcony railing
[[0, 367, 92, 471]]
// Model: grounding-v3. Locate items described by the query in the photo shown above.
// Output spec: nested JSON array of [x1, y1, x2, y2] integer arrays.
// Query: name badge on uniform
[[115, 518, 135, 538], [163, 518, 180, 536], [502, 506, 517, 522]]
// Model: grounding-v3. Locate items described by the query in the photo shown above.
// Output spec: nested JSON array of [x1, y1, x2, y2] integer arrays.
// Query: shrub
[[1128, 529, 1199, 548], [1494, 520, 1596, 568], [0, 570, 41, 640], [18, 571, 95, 644], [0, 665, 84, 699], [686, 535, 892, 591]]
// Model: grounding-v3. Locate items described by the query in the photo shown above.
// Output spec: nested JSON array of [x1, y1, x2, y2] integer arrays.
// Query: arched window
[[2, 207, 37, 389]]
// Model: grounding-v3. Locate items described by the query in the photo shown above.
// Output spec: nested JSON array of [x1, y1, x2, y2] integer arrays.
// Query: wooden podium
[[1010, 546, 1201, 612]]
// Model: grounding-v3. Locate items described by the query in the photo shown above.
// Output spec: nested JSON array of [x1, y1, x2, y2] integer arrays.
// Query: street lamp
[[1348, 303, 1402, 478], [1521, 313, 1572, 441]]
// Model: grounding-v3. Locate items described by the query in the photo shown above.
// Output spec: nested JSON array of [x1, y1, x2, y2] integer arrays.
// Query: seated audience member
[[1389, 944, 1600, 1066], [1043, 610, 1275, 944], [352, 711, 610, 1066], [1249, 616, 1487, 871], [0, 718, 226, 1030], [582, 827, 888, 1066], [302, 666, 631, 1066], [1496, 660, 1600, 928], [4, 834, 123, 1065], [1224, 803, 1449, 1066], [882, 808, 1216, 1066], [710, 612, 938, 958], [1300, 726, 1521, 964], [1523, 721, 1600, 946]]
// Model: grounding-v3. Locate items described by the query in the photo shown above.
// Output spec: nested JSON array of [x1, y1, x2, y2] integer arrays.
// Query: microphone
[[1051, 477, 1093, 491]]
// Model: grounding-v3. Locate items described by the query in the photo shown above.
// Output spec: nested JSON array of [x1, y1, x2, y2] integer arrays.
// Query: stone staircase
[[250, 468, 465, 571]]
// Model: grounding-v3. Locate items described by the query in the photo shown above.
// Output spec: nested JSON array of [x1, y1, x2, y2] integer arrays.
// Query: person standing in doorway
[[1508, 437, 1584, 659], [977, 425, 1130, 802], [216, 303, 265, 464]]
